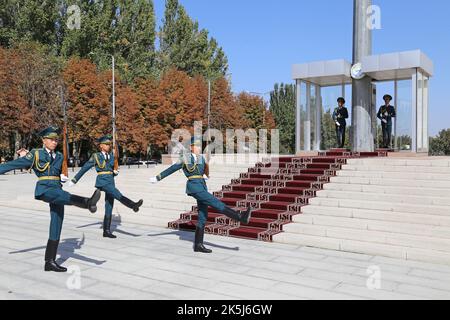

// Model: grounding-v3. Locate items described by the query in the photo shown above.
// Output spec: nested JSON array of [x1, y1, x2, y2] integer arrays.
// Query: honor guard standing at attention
[[377, 94, 396, 149], [68, 135, 143, 238], [150, 137, 252, 254], [0, 127, 101, 272], [333, 97, 349, 148]]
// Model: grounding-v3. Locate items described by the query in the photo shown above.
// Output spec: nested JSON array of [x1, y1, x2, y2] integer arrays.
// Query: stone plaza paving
[[1, 204, 450, 300], [1, 168, 450, 300]]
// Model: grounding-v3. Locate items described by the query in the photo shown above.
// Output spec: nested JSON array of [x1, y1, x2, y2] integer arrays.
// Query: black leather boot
[[103, 216, 117, 239], [222, 206, 252, 224], [120, 196, 143, 213], [70, 189, 101, 213], [239, 207, 252, 225], [193, 227, 212, 253], [44, 240, 67, 272]]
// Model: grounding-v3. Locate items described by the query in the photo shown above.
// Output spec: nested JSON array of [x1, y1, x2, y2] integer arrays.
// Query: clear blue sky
[[154, 0, 450, 135]]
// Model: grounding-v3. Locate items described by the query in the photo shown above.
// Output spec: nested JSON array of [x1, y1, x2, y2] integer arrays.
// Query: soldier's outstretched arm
[[150, 158, 184, 184], [70, 155, 95, 184], [156, 161, 184, 181], [0, 152, 34, 175]]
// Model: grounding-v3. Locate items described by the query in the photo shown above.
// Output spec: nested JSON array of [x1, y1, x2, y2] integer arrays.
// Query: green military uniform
[[0, 127, 101, 272], [155, 137, 252, 253], [377, 95, 396, 149], [332, 98, 349, 148], [71, 135, 143, 238]]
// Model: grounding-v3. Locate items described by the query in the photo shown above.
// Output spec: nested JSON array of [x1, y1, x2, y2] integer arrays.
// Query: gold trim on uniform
[[38, 176, 60, 181], [33, 150, 50, 173], [94, 153, 106, 169], [188, 175, 204, 180], [97, 171, 113, 175]]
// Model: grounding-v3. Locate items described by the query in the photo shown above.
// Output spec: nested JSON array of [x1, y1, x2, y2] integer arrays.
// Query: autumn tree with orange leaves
[[0, 47, 30, 155]]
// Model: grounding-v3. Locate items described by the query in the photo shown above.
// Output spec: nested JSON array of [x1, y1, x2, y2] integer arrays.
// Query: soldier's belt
[[38, 176, 60, 181], [188, 175, 204, 180], [98, 171, 113, 175]]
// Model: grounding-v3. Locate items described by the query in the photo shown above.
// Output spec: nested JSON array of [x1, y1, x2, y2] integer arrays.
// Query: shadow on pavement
[[9, 234, 106, 266], [148, 230, 240, 251]]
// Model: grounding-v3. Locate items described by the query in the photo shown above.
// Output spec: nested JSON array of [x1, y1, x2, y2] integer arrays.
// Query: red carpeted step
[[248, 174, 272, 179], [292, 174, 322, 181], [223, 191, 249, 199], [251, 209, 286, 220], [240, 178, 266, 186], [176, 220, 198, 231], [232, 185, 257, 192], [269, 194, 299, 202], [188, 213, 275, 229], [278, 187, 308, 195], [228, 226, 265, 239], [312, 158, 339, 164], [217, 197, 240, 206], [242, 217, 279, 229], [306, 163, 332, 169], [360, 152, 383, 157], [278, 157, 297, 163], [286, 180, 312, 188], [260, 201, 293, 211], [299, 169, 327, 175], [190, 213, 223, 222]]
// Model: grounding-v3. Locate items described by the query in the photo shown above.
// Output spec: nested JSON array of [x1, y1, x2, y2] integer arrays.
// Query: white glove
[[384, 112, 389, 117], [113, 170, 119, 176], [382, 119, 388, 124], [149, 176, 158, 184], [336, 121, 341, 127], [203, 174, 209, 181], [66, 180, 75, 188], [60, 174, 69, 183]]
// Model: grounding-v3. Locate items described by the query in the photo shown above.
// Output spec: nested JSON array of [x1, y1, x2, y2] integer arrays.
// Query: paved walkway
[[1, 203, 450, 300]]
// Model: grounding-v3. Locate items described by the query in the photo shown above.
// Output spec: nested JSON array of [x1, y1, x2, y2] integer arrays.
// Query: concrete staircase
[[168, 150, 384, 241], [274, 157, 450, 265]]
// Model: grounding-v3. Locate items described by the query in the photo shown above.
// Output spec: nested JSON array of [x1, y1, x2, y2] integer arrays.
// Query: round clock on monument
[[350, 62, 365, 80]]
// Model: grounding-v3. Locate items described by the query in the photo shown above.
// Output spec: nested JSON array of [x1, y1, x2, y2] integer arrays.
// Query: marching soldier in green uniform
[[68, 135, 143, 238], [332, 97, 349, 148], [377, 94, 396, 149], [150, 137, 252, 253], [0, 127, 101, 272]]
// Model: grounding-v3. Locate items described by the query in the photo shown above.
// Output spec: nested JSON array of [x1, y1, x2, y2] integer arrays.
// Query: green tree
[[269, 83, 295, 154], [60, 0, 157, 82], [430, 129, 450, 156], [0, 0, 60, 49], [159, 0, 228, 79]]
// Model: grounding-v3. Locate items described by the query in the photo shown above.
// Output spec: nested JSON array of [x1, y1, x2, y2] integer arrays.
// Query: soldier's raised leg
[[101, 185, 143, 213], [192, 191, 251, 226]]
